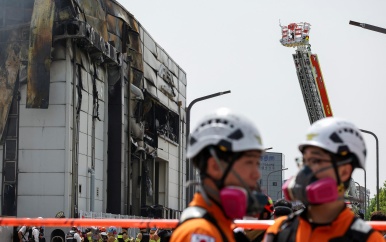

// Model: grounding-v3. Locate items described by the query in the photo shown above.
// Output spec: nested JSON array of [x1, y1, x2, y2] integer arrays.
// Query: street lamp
[[277, 190, 283, 200], [185, 90, 231, 207], [360, 129, 379, 211], [266, 168, 288, 198], [361, 168, 367, 218], [354, 181, 367, 216], [353, 181, 361, 191]]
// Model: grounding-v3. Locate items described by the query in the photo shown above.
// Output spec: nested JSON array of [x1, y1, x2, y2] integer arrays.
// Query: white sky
[[123, 0, 386, 199]]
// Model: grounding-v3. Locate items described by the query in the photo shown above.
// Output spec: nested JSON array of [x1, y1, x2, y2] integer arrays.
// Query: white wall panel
[[50, 60, 67, 83], [95, 199, 103, 212], [178, 80, 186, 98], [94, 158, 104, 181], [95, 139, 104, 161], [157, 148, 168, 161], [79, 68, 89, 93], [96, 79, 105, 101], [78, 197, 87, 212], [168, 99, 178, 114], [19, 83, 27, 105], [95, 119, 104, 141], [168, 182, 178, 199], [78, 132, 88, 156], [143, 61, 157, 86], [157, 89, 169, 108], [78, 175, 87, 198], [169, 143, 178, 157], [168, 168, 178, 184], [18, 173, 65, 195], [167, 153, 178, 171], [179, 69, 187, 86], [143, 30, 157, 56], [139, 26, 144, 42], [49, 82, 67, 105], [95, 179, 104, 200], [79, 51, 90, 72], [169, 59, 179, 77], [144, 79, 158, 99], [179, 103, 186, 121], [80, 90, 89, 113], [98, 100, 105, 122], [156, 46, 169, 68], [52, 42, 66, 60], [144, 47, 160, 72], [19, 127, 66, 150], [168, 197, 178, 210], [19, 104, 66, 127], [78, 154, 89, 177], [87, 135, 92, 158], [19, 150, 65, 173], [17, 195, 65, 218], [95, 65, 106, 82], [87, 113, 93, 135], [79, 111, 88, 134], [172, 75, 178, 89]]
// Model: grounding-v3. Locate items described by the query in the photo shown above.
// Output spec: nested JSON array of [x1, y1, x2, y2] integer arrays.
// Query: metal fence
[[79, 211, 145, 238]]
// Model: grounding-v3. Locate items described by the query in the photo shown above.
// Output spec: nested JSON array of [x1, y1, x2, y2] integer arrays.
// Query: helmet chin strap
[[330, 155, 353, 193], [309, 156, 352, 197], [208, 147, 253, 194]]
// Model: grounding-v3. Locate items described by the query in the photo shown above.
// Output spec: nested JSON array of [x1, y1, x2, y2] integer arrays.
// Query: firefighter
[[117, 228, 130, 242], [170, 107, 266, 242], [264, 117, 385, 242], [107, 227, 118, 242]]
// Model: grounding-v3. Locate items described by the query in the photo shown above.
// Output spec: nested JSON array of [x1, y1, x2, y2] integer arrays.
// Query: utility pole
[[359, 129, 380, 211]]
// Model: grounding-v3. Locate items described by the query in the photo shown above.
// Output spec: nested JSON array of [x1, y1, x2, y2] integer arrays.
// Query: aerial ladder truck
[[280, 22, 368, 213], [280, 22, 333, 124]]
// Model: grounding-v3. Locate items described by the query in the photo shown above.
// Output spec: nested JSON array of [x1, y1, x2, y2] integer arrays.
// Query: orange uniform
[[264, 207, 385, 242], [170, 193, 235, 242]]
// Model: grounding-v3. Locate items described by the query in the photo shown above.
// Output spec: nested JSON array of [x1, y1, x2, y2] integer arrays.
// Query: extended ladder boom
[[280, 22, 333, 124]]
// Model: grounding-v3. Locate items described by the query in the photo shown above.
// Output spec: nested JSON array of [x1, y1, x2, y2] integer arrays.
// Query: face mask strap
[[331, 155, 353, 190], [208, 147, 239, 189]]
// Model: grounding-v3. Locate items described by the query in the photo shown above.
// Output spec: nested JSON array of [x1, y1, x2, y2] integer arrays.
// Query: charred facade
[[0, 0, 187, 236]]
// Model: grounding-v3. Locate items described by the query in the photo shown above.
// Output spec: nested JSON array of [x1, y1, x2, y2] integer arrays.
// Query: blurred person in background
[[149, 228, 160, 242], [18, 219, 31, 242], [273, 199, 293, 219], [244, 195, 274, 242], [370, 211, 386, 238], [136, 228, 149, 242], [107, 226, 118, 242]]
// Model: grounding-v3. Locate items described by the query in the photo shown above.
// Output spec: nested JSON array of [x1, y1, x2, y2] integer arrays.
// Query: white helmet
[[298, 117, 366, 169], [187, 108, 264, 159]]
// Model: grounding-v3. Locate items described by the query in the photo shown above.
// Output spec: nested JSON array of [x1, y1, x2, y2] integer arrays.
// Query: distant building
[[259, 152, 286, 201]]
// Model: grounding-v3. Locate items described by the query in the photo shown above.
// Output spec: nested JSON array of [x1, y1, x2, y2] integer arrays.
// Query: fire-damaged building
[[0, 0, 187, 235]]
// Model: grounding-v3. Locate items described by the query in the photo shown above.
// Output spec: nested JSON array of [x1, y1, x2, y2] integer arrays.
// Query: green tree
[[365, 180, 386, 220]]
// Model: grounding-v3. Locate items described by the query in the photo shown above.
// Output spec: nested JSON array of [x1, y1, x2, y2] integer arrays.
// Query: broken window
[[143, 99, 179, 148]]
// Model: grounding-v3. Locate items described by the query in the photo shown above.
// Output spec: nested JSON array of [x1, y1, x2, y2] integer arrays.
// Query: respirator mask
[[219, 186, 268, 219], [209, 148, 267, 219], [282, 165, 339, 206]]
